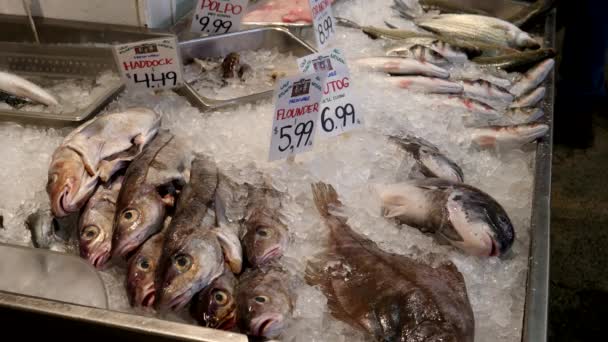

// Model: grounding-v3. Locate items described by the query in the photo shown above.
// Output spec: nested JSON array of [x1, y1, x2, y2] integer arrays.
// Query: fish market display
[[378, 179, 515, 257], [243, 0, 336, 24], [0, 71, 59, 107], [308, 182, 475, 341], [0, 1, 557, 341], [78, 176, 123, 269]]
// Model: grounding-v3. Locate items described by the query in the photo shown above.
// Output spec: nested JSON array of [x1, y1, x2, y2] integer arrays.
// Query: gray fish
[[442, 95, 500, 117], [387, 76, 464, 94], [78, 176, 123, 269], [385, 44, 451, 66], [158, 156, 228, 312], [237, 264, 294, 339], [471, 122, 549, 148], [385, 38, 469, 64], [510, 87, 546, 109], [390, 135, 464, 183], [510, 59, 554, 97], [472, 48, 556, 72], [418, 0, 491, 15], [354, 57, 450, 78], [505, 107, 545, 124], [0, 71, 58, 106], [112, 131, 191, 260], [378, 179, 515, 257], [461, 79, 514, 109], [192, 270, 238, 330], [25, 209, 74, 252], [308, 182, 475, 341]]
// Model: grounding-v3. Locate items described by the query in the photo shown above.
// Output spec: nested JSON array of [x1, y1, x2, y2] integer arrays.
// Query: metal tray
[[0, 41, 124, 127], [175, 27, 316, 112]]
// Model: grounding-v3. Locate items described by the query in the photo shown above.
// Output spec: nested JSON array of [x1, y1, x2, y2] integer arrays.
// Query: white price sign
[[309, 0, 335, 49], [297, 48, 363, 137], [113, 37, 183, 91], [269, 73, 326, 161], [191, 0, 249, 35]]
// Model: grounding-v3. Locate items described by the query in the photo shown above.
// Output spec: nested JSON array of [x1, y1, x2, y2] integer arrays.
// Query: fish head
[[112, 186, 166, 259], [445, 190, 515, 257], [126, 248, 159, 308], [243, 214, 289, 267], [47, 148, 95, 217], [79, 210, 114, 269], [159, 233, 224, 311], [193, 272, 238, 330]]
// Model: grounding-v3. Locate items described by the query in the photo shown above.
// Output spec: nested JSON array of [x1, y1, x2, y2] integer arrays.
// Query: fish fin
[[311, 182, 346, 222], [380, 193, 412, 218], [213, 226, 243, 274]]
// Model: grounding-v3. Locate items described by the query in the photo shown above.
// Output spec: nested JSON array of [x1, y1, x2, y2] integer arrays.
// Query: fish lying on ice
[[385, 43, 451, 66], [47, 107, 161, 217], [505, 107, 545, 124], [378, 178, 515, 257], [510, 59, 554, 97], [25, 209, 74, 252], [385, 37, 469, 64], [0, 71, 59, 106], [237, 264, 294, 339], [354, 57, 450, 78], [390, 135, 464, 182], [78, 176, 123, 269], [387, 76, 464, 94], [112, 131, 191, 259], [442, 95, 500, 117], [126, 218, 169, 308], [510, 87, 546, 108], [471, 122, 549, 148], [308, 182, 475, 341], [472, 48, 556, 72], [461, 79, 514, 109], [192, 270, 238, 330]]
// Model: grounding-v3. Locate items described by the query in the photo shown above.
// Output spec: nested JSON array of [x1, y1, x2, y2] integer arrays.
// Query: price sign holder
[[309, 0, 336, 49], [113, 36, 184, 91], [269, 73, 326, 161], [297, 48, 363, 137], [191, 0, 249, 35]]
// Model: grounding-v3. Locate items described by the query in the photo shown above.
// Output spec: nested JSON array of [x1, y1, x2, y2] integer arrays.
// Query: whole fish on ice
[[505, 107, 545, 124], [192, 270, 238, 330], [78, 176, 123, 269], [0, 71, 59, 106], [472, 48, 556, 72], [354, 57, 450, 78], [25, 209, 74, 252], [112, 131, 191, 259], [47, 107, 161, 217], [308, 182, 475, 341], [510, 87, 546, 109], [510, 59, 554, 97], [390, 134, 464, 182], [471, 122, 549, 148], [387, 76, 464, 94], [378, 179, 515, 257], [461, 79, 514, 109], [237, 264, 294, 339], [385, 37, 469, 65], [442, 95, 500, 117]]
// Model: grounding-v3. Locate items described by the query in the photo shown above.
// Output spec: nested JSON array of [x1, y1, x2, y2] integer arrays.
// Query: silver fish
[[471, 122, 549, 148], [505, 107, 545, 124], [25, 209, 73, 252], [378, 179, 515, 257], [78, 176, 123, 269], [510, 59, 554, 97], [390, 135, 464, 182], [461, 79, 514, 109], [385, 43, 451, 66], [0, 71, 59, 106], [387, 76, 464, 94], [385, 37, 469, 64], [510, 87, 546, 108], [443, 95, 500, 117], [354, 57, 450, 78]]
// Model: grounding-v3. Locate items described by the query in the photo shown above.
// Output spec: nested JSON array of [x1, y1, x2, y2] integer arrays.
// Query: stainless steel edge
[[522, 8, 555, 342], [0, 290, 248, 342]]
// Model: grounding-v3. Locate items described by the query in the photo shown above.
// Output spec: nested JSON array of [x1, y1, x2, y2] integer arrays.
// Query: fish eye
[[121, 209, 139, 223], [81, 226, 99, 241], [173, 254, 192, 273], [137, 257, 150, 271], [256, 227, 272, 238], [254, 296, 268, 304], [212, 290, 228, 305]]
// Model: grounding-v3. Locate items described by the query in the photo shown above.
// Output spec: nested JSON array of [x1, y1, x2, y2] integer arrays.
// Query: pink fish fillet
[[244, 0, 334, 24]]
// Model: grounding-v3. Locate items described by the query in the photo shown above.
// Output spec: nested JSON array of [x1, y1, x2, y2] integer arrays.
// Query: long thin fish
[[472, 48, 556, 72], [0, 71, 59, 106], [471, 122, 549, 148], [510, 87, 546, 108], [510, 59, 554, 97], [461, 79, 514, 109], [354, 57, 450, 78], [387, 76, 464, 94]]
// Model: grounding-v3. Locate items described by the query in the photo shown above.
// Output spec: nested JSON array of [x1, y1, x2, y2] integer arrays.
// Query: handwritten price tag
[[297, 48, 363, 137], [113, 37, 183, 91], [309, 0, 335, 49], [269, 73, 326, 161], [191, 0, 249, 35]]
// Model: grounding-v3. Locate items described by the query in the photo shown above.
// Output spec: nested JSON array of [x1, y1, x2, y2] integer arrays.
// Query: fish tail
[[391, 0, 418, 20], [335, 17, 361, 29], [311, 182, 343, 219]]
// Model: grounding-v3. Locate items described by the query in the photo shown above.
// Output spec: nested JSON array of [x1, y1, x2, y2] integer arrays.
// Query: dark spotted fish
[[192, 270, 238, 330]]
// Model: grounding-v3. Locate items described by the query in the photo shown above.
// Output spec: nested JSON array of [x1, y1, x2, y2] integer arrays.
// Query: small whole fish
[[237, 264, 294, 339], [510, 59, 554, 97], [443, 95, 500, 117], [78, 176, 123, 269], [510, 87, 546, 108], [505, 107, 545, 124], [418, 0, 490, 15], [471, 122, 549, 148], [385, 37, 469, 64], [354, 57, 450, 78], [472, 48, 556, 72], [126, 223, 167, 308], [387, 76, 464, 94], [461, 79, 514, 109], [0, 71, 59, 106], [308, 182, 475, 341], [192, 270, 238, 330], [390, 135, 464, 182], [25, 209, 74, 252], [378, 179, 515, 257], [385, 43, 451, 66]]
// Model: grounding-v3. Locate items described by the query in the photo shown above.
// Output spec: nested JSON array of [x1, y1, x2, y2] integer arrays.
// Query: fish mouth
[[250, 313, 284, 338], [488, 236, 500, 257], [87, 248, 111, 269], [112, 238, 141, 260], [207, 310, 237, 330], [52, 186, 71, 217], [165, 289, 192, 312], [136, 282, 157, 308], [257, 246, 284, 265]]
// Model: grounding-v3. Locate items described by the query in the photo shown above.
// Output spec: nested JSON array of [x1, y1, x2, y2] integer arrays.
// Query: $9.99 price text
[[191, 0, 249, 35]]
